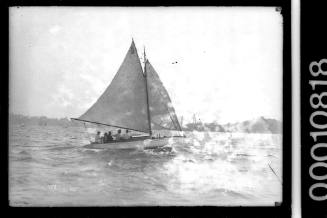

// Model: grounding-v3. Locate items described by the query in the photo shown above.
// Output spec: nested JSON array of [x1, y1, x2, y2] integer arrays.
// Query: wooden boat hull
[[83, 136, 173, 149]]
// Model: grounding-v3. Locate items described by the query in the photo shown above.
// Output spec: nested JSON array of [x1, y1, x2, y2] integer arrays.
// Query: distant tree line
[[9, 114, 82, 127], [182, 116, 281, 134], [9, 113, 282, 134]]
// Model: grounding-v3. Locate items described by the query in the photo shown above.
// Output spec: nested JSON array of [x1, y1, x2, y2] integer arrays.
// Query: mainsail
[[74, 40, 182, 135], [145, 60, 182, 131], [77, 41, 150, 133]]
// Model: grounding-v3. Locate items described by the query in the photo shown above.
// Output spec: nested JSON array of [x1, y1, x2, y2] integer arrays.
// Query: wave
[[79, 148, 103, 153], [9, 125, 282, 206], [48, 146, 76, 151], [11, 150, 35, 162], [143, 146, 175, 156]]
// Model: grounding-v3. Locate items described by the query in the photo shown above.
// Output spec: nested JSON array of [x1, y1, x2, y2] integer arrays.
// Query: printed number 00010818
[[308, 58, 327, 201]]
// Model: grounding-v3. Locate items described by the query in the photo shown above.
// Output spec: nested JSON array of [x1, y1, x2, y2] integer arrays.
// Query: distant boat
[[72, 40, 184, 149]]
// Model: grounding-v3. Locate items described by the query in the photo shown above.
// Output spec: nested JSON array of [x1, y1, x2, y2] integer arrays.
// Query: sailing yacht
[[72, 39, 184, 149]]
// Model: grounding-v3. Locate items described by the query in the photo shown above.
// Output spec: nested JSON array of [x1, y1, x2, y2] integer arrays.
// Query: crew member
[[115, 129, 122, 141], [103, 132, 108, 143], [94, 131, 101, 144], [107, 131, 113, 141], [122, 129, 131, 140]]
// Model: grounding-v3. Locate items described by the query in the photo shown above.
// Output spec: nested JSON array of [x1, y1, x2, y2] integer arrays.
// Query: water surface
[[9, 124, 282, 206]]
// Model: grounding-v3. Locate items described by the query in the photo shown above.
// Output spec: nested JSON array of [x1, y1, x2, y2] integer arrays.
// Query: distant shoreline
[[9, 113, 282, 134]]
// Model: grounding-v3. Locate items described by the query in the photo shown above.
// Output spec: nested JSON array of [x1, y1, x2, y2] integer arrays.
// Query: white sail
[[145, 60, 182, 131], [78, 41, 150, 133]]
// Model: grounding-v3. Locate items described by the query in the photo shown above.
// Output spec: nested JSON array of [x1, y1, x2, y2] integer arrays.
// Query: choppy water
[[9, 124, 282, 206]]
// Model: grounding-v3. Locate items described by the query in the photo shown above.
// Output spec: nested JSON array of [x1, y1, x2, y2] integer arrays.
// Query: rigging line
[[268, 163, 282, 184], [71, 118, 150, 134]]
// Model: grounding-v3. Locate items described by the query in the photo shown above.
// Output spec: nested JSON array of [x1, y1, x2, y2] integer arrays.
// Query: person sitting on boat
[[94, 131, 101, 144], [107, 131, 113, 142], [101, 134, 105, 143], [114, 129, 122, 141], [122, 129, 131, 140], [103, 132, 108, 143]]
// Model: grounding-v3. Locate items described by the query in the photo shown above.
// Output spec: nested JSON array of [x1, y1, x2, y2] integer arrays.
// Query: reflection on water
[[9, 124, 282, 206]]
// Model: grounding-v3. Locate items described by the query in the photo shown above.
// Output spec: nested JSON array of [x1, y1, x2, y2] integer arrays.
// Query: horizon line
[[9, 112, 282, 124]]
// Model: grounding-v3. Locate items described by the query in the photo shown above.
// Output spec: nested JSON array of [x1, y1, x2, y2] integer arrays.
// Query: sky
[[9, 7, 283, 124]]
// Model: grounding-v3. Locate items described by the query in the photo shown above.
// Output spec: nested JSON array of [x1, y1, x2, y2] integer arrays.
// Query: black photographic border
[[301, 0, 327, 218], [3, 0, 292, 217]]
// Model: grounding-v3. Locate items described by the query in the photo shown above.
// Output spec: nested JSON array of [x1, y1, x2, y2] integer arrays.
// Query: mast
[[144, 47, 152, 136]]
